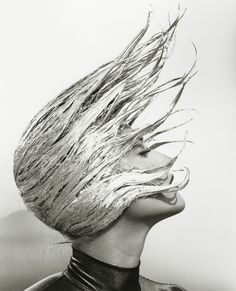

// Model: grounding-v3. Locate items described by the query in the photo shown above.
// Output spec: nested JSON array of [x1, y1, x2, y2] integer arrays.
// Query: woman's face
[[118, 130, 185, 226]]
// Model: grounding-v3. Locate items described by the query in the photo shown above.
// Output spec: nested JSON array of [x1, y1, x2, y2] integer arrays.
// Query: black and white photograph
[[0, 1, 235, 290]]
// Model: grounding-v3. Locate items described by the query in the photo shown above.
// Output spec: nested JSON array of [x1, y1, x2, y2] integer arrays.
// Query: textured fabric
[[64, 248, 141, 291], [25, 249, 187, 291], [25, 273, 78, 291], [25, 274, 187, 291]]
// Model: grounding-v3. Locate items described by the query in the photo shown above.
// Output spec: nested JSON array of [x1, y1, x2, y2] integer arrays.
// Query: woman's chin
[[157, 191, 186, 215], [124, 192, 186, 223]]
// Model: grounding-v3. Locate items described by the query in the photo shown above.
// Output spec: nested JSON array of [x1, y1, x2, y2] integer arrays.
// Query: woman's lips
[[150, 173, 174, 186], [169, 174, 174, 184], [143, 173, 178, 203]]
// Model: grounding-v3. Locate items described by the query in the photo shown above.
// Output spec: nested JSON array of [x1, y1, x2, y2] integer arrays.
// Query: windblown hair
[[14, 13, 194, 241]]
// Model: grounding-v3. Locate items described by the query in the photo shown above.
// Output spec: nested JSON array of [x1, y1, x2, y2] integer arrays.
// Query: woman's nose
[[118, 148, 172, 172], [145, 150, 172, 170], [146, 151, 173, 184]]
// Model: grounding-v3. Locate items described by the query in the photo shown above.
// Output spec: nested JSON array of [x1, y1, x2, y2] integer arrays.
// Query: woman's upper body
[[24, 144, 187, 291], [25, 248, 186, 291]]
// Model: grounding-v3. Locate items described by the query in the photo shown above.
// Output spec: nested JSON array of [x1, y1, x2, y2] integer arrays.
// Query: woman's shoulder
[[24, 273, 63, 291], [24, 272, 81, 291], [139, 275, 187, 291], [25, 272, 186, 291]]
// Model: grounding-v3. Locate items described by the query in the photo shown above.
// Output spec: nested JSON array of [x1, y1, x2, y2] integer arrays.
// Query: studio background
[[0, 0, 235, 290]]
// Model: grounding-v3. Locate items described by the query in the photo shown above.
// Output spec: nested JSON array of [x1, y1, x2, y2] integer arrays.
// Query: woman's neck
[[72, 215, 152, 268]]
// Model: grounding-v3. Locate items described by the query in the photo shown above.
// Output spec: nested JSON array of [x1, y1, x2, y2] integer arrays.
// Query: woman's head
[[118, 125, 186, 227], [14, 13, 192, 241]]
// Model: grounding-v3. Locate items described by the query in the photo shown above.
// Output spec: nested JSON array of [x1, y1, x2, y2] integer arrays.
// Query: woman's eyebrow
[[133, 143, 144, 149], [132, 139, 145, 149], [135, 137, 144, 144]]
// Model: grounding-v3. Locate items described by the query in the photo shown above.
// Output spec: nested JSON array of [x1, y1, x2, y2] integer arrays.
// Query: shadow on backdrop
[[0, 210, 71, 291]]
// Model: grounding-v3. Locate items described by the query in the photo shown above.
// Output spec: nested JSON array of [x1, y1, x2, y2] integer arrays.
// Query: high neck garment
[[63, 248, 141, 291]]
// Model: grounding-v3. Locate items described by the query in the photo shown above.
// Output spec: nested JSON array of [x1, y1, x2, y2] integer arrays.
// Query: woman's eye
[[138, 149, 151, 157]]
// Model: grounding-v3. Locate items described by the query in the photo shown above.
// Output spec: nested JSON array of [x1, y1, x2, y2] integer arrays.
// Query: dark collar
[[64, 248, 141, 291]]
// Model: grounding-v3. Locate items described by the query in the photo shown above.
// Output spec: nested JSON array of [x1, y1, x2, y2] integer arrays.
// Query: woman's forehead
[[120, 125, 144, 144]]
